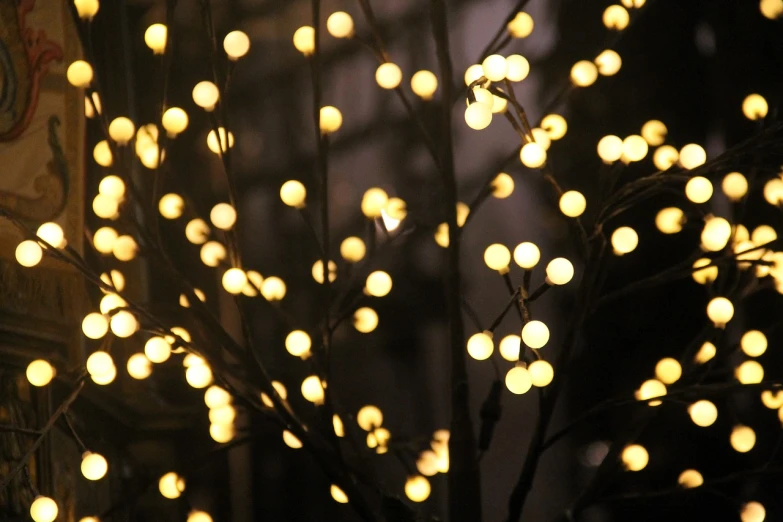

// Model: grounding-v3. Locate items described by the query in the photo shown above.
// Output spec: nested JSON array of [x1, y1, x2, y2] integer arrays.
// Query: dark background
[[69, 0, 783, 521]]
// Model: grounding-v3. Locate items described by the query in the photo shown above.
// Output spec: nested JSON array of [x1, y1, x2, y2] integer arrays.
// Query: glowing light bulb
[[520, 142, 546, 168], [162, 107, 189, 137], [192, 81, 219, 111], [559, 191, 586, 218], [331, 484, 349, 503], [685, 176, 713, 204], [186, 219, 210, 245], [679, 144, 706, 169], [503, 55, 530, 83], [93, 140, 113, 167], [484, 244, 511, 272], [15, 240, 43, 267], [481, 54, 508, 82], [611, 226, 638, 255], [701, 216, 731, 252], [495, 335, 520, 362], [112, 235, 138, 261], [736, 360, 764, 384], [81, 452, 108, 480], [293, 26, 315, 55], [320, 106, 342, 134], [655, 358, 682, 384], [678, 469, 703, 488], [312, 259, 337, 283], [742, 94, 768, 120], [694, 341, 716, 364], [603, 5, 629, 29], [187, 511, 213, 522], [74, 0, 100, 20], [223, 30, 250, 60], [366, 271, 392, 297], [206, 128, 234, 155], [145, 336, 171, 363], [353, 307, 379, 333], [261, 277, 286, 301], [641, 120, 667, 146], [546, 258, 574, 285], [707, 296, 734, 327], [465, 102, 492, 130], [220, 268, 246, 295], [30, 496, 58, 522], [692, 258, 718, 285], [761, 390, 783, 409], [529, 360, 554, 387], [570, 61, 598, 87], [110, 310, 138, 338], [654, 207, 684, 234], [157, 193, 183, 220], [405, 475, 431, 502], [597, 135, 623, 163], [411, 70, 438, 100], [689, 400, 718, 427], [210, 423, 234, 443], [507, 12, 534, 38], [521, 320, 549, 349], [490, 173, 514, 199], [760, 0, 783, 19], [764, 178, 783, 205], [285, 330, 312, 358], [26, 360, 55, 387], [67, 60, 93, 87], [159, 472, 185, 499], [741, 502, 766, 522], [210, 203, 237, 230], [86, 350, 113, 378], [82, 313, 109, 339], [361, 188, 388, 218], [93, 226, 119, 254], [200, 241, 227, 267], [741, 330, 767, 357], [511, 242, 539, 269], [730, 425, 756, 453], [653, 145, 679, 170], [144, 24, 167, 54], [301, 375, 325, 404], [595, 49, 622, 76], [621, 444, 648, 471], [506, 366, 532, 394], [376, 62, 403, 89], [636, 379, 666, 405], [327, 12, 354, 38], [186, 363, 213, 389], [466, 331, 494, 360], [340, 237, 366, 263], [357, 405, 384, 431], [622, 135, 647, 162], [209, 404, 236, 425]]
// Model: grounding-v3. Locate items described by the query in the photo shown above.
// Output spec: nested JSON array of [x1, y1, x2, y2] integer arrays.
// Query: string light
[[546, 258, 574, 285], [621, 444, 648, 471], [285, 330, 312, 358], [641, 120, 667, 146], [192, 81, 219, 111], [144, 24, 167, 54], [741, 330, 768, 357], [722, 172, 748, 200], [301, 375, 325, 404], [529, 360, 554, 387], [692, 258, 718, 285], [127, 354, 152, 379], [74, 0, 100, 20], [689, 400, 718, 427], [261, 381, 288, 408], [603, 5, 630, 30], [353, 307, 379, 333], [685, 176, 713, 203], [679, 144, 707, 169], [81, 452, 108, 480], [405, 476, 431, 502], [655, 358, 682, 384], [505, 366, 532, 395], [559, 191, 586, 217], [145, 336, 172, 363], [27, 360, 55, 387], [570, 61, 598, 87], [653, 145, 679, 170], [506, 55, 530, 82], [499, 335, 521, 361], [159, 472, 186, 499], [224, 30, 251, 60], [595, 49, 622, 76], [331, 484, 349, 503], [357, 406, 384, 431], [742, 94, 768, 120], [67, 61, 93, 87], [736, 360, 764, 384], [678, 469, 703, 488], [741, 502, 766, 522], [376, 63, 403, 89], [30, 496, 58, 522], [597, 135, 623, 163], [507, 12, 534, 38], [293, 26, 315, 55], [320, 106, 342, 134], [520, 142, 546, 168], [411, 70, 438, 99], [467, 332, 494, 360], [611, 226, 639, 255], [707, 297, 734, 327], [730, 425, 756, 453], [484, 244, 511, 272], [655, 207, 684, 234], [327, 12, 354, 38], [521, 321, 549, 349], [366, 271, 392, 297]]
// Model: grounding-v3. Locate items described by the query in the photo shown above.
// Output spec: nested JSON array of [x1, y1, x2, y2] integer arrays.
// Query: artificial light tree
[[4, 0, 783, 521]]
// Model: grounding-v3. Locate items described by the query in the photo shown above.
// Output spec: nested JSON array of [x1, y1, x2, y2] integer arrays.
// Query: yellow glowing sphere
[[622, 0, 646, 6], [655, 207, 684, 234], [718, 172, 747, 202], [101, 269, 125, 291], [595, 49, 622, 76], [74, 0, 99, 20], [162, 107, 189, 137], [112, 235, 138, 261], [187, 511, 213, 522], [90, 363, 116, 385], [751, 224, 777, 245], [320, 106, 343, 134], [520, 142, 546, 168], [653, 144, 679, 170], [82, 313, 109, 340], [15, 240, 43, 268], [145, 336, 171, 363], [510, 242, 539, 269], [81, 451, 108, 480], [481, 54, 507, 82], [505, 54, 530, 82], [326, 11, 354, 38], [730, 425, 756, 453], [405, 475, 431, 503], [26, 359, 55, 387], [689, 400, 718, 427], [465, 102, 492, 130], [464, 64, 485, 87], [30, 496, 58, 522], [360, 187, 388, 218], [138, 143, 162, 169], [692, 258, 718, 285], [223, 30, 250, 60], [92, 193, 119, 219], [386, 197, 405, 220], [498, 334, 521, 362], [685, 176, 713, 204], [603, 5, 630, 30], [192, 81, 219, 111], [210, 203, 237, 231], [36, 222, 65, 250], [761, 0, 783, 19], [376, 62, 403, 90], [736, 360, 764, 384], [435, 223, 450, 248], [741, 502, 766, 522], [339, 236, 366, 263], [521, 320, 549, 349], [67, 60, 93, 87], [332, 414, 345, 437], [93, 140, 113, 167], [655, 358, 682, 384], [489, 173, 514, 199], [622, 135, 648, 162], [621, 444, 648, 471], [357, 405, 384, 431], [366, 271, 392, 297], [301, 375, 325, 404], [467, 332, 494, 361], [209, 423, 235, 443], [110, 310, 138, 338], [185, 219, 210, 245], [186, 363, 213, 389], [367, 427, 391, 452], [206, 128, 235, 155], [695, 341, 717, 364], [209, 404, 236, 425], [261, 380, 288, 408], [761, 390, 783, 409], [200, 241, 227, 267], [597, 135, 623, 163], [261, 276, 286, 301], [742, 94, 768, 121], [484, 244, 511, 271], [159, 472, 185, 499], [540, 115, 566, 142], [330, 484, 349, 503], [678, 469, 703, 488], [293, 26, 315, 55], [679, 144, 707, 169], [353, 307, 379, 333], [570, 60, 598, 87], [157, 193, 183, 220], [280, 180, 307, 208], [611, 226, 638, 255], [86, 350, 113, 377], [530, 128, 551, 151], [707, 296, 734, 327], [529, 360, 554, 387], [741, 330, 768, 357], [506, 366, 532, 395], [222, 268, 247, 295], [641, 120, 667, 146], [701, 216, 731, 252], [108, 116, 135, 145], [144, 23, 167, 54], [546, 258, 574, 285], [507, 12, 534, 38], [410, 70, 438, 100], [558, 190, 586, 218], [416, 450, 439, 477], [98, 175, 125, 202], [312, 259, 337, 284], [285, 330, 312, 358], [637, 379, 666, 405], [99, 293, 125, 315]]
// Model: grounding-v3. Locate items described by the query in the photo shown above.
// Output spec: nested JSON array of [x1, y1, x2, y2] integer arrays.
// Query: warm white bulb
[[327, 12, 354, 38], [159, 193, 184, 219], [597, 135, 623, 163], [405, 475, 431, 502], [546, 258, 574, 285], [366, 271, 392, 297], [144, 24, 167, 54], [465, 102, 492, 130], [520, 142, 546, 168], [679, 144, 707, 169], [742, 94, 768, 120], [223, 30, 251, 60], [570, 60, 598, 87], [521, 320, 549, 349], [293, 26, 315, 55], [301, 375, 325, 404], [81, 452, 108, 480], [192, 81, 219, 111], [506, 366, 532, 395], [484, 244, 511, 271], [466, 332, 494, 360], [706, 296, 734, 327], [507, 12, 534, 38], [411, 70, 438, 100], [26, 359, 55, 387], [145, 336, 172, 363], [30, 496, 58, 522], [210, 203, 237, 230], [320, 106, 342, 134], [285, 330, 312, 358], [162, 107, 189, 137], [376, 62, 403, 90], [67, 60, 93, 87], [559, 191, 586, 217], [529, 360, 554, 387], [15, 240, 43, 267]]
